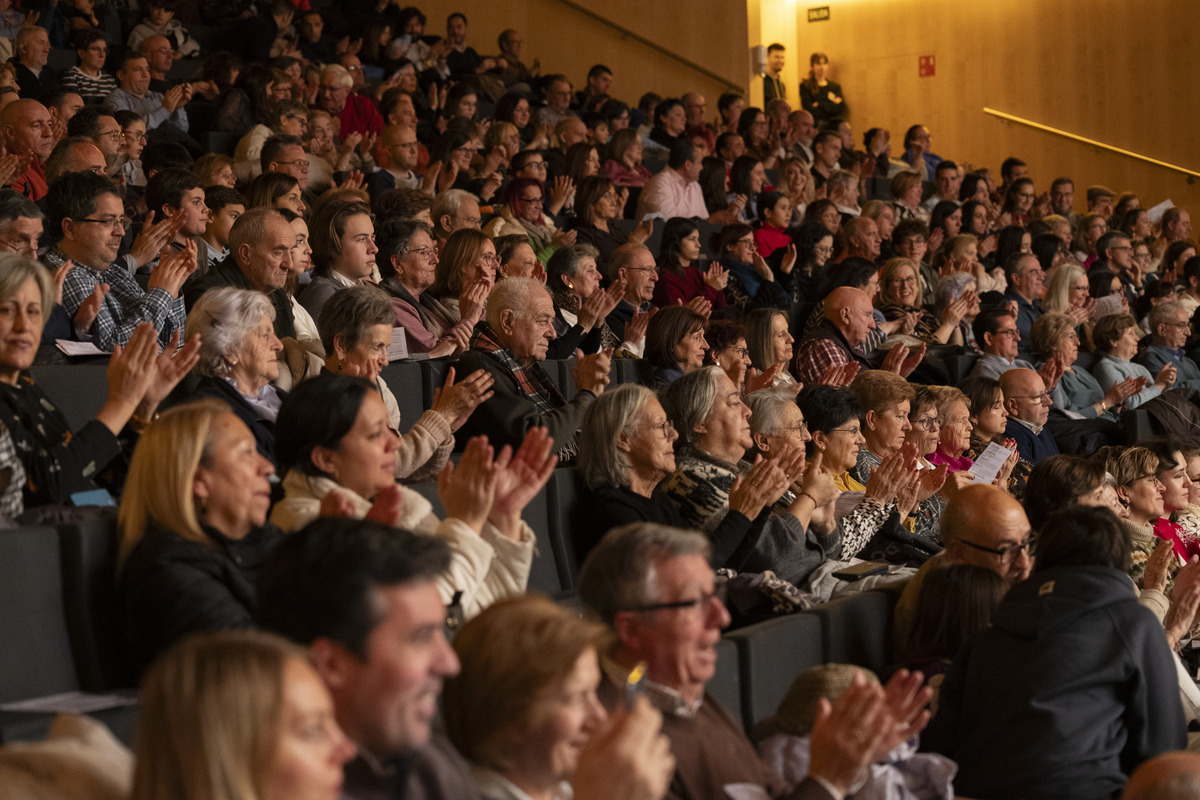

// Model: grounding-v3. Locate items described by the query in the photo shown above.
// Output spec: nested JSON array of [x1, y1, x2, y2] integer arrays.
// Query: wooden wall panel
[[781, 0, 1200, 213], [413, 0, 749, 112]]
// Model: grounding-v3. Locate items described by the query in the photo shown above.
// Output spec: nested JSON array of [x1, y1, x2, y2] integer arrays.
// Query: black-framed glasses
[[641, 418, 675, 439], [912, 416, 940, 432], [958, 536, 1036, 565], [74, 216, 128, 231], [625, 584, 727, 613]]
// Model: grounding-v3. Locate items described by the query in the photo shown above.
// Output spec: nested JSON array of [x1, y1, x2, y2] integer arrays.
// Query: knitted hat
[[755, 663, 879, 740]]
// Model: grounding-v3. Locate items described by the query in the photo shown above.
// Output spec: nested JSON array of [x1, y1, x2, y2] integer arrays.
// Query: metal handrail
[[983, 107, 1200, 180], [548, 0, 742, 92]]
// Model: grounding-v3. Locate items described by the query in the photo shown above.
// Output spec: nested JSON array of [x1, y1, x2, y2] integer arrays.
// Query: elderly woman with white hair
[[575, 383, 788, 565], [658, 366, 841, 587], [186, 287, 286, 463], [452, 277, 613, 463]]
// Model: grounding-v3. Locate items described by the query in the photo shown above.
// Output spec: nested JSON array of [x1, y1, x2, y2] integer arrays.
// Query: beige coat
[[269, 471, 534, 619]]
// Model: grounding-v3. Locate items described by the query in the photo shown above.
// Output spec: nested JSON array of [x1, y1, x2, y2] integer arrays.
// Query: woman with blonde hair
[[890, 171, 927, 225], [932, 234, 1005, 293], [443, 593, 674, 800], [877, 257, 976, 346], [132, 630, 354, 800], [780, 156, 814, 225], [119, 399, 281, 672]]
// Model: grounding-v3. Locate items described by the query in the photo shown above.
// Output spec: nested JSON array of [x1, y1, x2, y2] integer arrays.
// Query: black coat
[[191, 374, 284, 466], [924, 564, 1186, 800], [182, 257, 297, 341], [121, 523, 285, 674]]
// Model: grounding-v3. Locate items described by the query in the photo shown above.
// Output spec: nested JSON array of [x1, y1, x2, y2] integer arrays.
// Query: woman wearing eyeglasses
[[376, 217, 473, 358], [657, 369, 841, 588], [877, 258, 975, 346], [1091, 313, 1175, 410], [716, 222, 793, 315], [799, 384, 938, 568], [429, 228, 498, 327], [1030, 313, 1134, 422], [484, 177, 576, 262]]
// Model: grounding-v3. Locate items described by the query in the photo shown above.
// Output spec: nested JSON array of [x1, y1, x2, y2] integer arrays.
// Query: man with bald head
[[893, 484, 1033, 650], [1124, 752, 1200, 799], [142, 35, 176, 94], [367, 124, 421, 203], [842, 216, 881, 262], [2, 99, 55, 200], [785, 109, 816, 163], [545, 116, 588, 181], [1001, 368, 1059, 465], [44, 137, 107, 184], [792, 286, 877, 384], [183, 207, 298, 339], [682, 92, 715, 154]]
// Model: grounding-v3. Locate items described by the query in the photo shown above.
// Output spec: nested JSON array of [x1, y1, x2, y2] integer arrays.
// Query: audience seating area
[[0, 505, 903, 744]]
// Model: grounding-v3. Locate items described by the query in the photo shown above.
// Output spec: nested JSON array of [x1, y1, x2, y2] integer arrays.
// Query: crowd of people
[[3, 0, 1200, 798]]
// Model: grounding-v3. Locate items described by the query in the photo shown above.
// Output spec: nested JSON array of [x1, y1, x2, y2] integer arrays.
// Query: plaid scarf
[[471, 322, 578, 460]]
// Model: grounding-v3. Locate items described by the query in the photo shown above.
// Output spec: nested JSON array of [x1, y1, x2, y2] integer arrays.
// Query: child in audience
[[127, 0, 201, 57]]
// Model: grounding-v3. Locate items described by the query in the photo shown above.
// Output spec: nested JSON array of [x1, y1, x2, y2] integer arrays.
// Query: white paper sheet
[[1090, 293, 1125, 321], [55, 339, 108, 357], [971, 441, 1016, 485], [0, 691, 137, 714]]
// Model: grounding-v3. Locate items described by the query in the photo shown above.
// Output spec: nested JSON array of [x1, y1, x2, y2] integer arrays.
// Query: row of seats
[[0, 506, 902, 745], [0, 516, 137, 744]]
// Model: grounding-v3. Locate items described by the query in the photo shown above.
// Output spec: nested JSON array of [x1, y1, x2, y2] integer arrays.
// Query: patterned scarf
[[471, 322, 577, 460]]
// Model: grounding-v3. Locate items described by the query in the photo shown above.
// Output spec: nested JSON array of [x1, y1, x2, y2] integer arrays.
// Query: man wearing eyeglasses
[[580, 522, 932, 800], [1000, 368, 1059, 465], [893, 484, 1033, 650], [605, 244, 659, 357], [967, 306, 1036, 380], [66, 106, 125, 176], [316, 64, 383, 138], [141, 36, 177, 95], [46, 171, 189, 350], [367, 124, 422, 204], [1137, 301, 1200, 392], [1002, 252, 1045, 358]]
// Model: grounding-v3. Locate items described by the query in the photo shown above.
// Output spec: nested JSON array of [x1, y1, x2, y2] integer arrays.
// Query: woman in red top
[[651, 217, 727, 310]]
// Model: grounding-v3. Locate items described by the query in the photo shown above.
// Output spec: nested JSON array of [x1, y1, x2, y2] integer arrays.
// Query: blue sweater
[[1005, 418, 1059, 465]]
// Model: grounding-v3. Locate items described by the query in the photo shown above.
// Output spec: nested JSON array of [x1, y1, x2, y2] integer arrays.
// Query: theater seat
[[57, 516, 135, 692], [28, 365, 110, 431], [724, 612, 825, 734], [407, 480, 564, 596], [943, 353, 979, 386], [0, 526, 81, 742], [708, 638, 743, 729], [380, 360, 426, 429], [808, 591, 896, 675], [545, 468, 583, 589]]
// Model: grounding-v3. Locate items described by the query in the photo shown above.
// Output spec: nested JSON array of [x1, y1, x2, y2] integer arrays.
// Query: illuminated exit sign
[[807, 6, 830, 22]]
